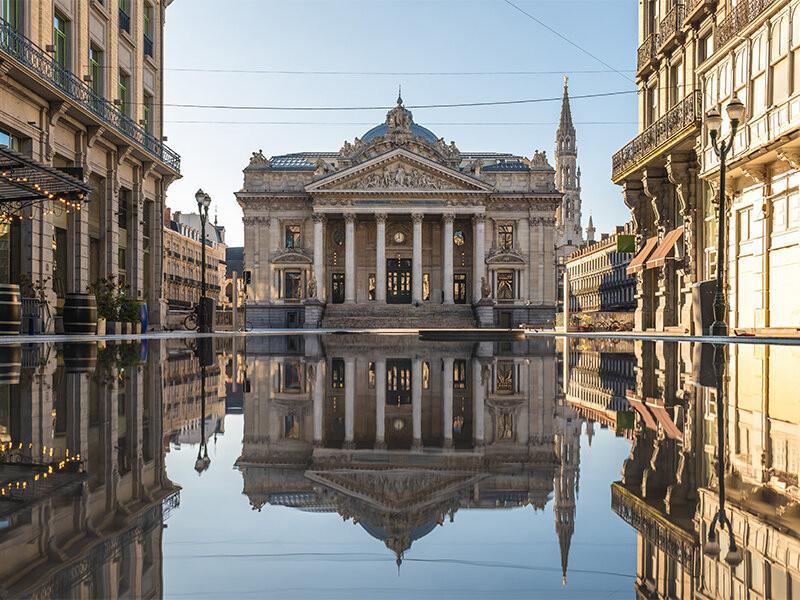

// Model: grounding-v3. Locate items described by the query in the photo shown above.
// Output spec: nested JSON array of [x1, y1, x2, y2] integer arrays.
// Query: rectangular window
[[119, 0, 130, 33], [0, 128, 17, 150], [143, 3, 154, 56], [368, 273, 376, 300], [143, 93, 154, 134], [118, 70, 130, 116], [497, 271, 515, 301], [2, 0, 22, 31], [699, 32, 713, 64], [118, 188, 130, 229], [422, 272, 430, 301], [285, 224, 301, 249], [669, 62, 683, 106], [331, 358, 345, 389], [498, 223, 514, 249], [422, 361, 430, 390], [284, 415, 300, 440], [453, 359, 466, 389], [53, 12, 69, 73], [89, 45, 103, 102], [283, 271, 302, 301], [281, 362, 302, 392], [368, 362, 375, 389]]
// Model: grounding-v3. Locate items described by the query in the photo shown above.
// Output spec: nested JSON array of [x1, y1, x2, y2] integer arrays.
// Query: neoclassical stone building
[[236, 93, 565, 328]]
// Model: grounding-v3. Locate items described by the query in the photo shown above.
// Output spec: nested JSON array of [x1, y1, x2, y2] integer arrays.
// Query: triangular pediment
[[306, 148, 494, 193]]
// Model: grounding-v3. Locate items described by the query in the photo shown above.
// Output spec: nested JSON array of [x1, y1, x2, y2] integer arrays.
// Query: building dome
[[360, 121, 439, 145], [360, 91, 439, 145]]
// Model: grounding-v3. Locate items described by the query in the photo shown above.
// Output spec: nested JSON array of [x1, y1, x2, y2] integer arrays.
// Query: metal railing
[[143, 34, 153, 57], [0, 17, 180, 172], [659, 3, 686, 46], [717, 0, 776, 48], [612, 91, 703, 180], [637, 33, 660, 73]]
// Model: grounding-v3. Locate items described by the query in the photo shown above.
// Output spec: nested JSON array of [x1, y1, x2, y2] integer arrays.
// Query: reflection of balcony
[[0, 17, 180, 173], [659, 3, 685, 52], [637, 33, 659, 75], [684, 0, 716, 25], [612, 91, 702, 182], [717, 0, 777, 50]]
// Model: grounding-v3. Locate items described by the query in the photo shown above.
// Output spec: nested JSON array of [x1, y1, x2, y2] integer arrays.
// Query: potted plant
[[118, 289, 141, 334], [91, 277, 118, 335]]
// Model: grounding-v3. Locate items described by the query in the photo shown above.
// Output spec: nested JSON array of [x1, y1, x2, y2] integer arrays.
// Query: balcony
[[637, 33, 659, 75], [684, 0, 716, 24], [143, 34, 154, 58], [119, 8, 130, 33], [0, 17, 180, 172], [659, 3, 686, 51], [612, 91, 702, 182], [717, 0, 777, 49]]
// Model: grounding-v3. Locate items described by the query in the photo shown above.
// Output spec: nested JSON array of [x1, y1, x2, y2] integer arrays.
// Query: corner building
[[237, 95, 563, 328]]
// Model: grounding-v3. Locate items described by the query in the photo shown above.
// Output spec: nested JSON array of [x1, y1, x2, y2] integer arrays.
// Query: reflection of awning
[[626, 391, 657, 430], [626, 236, 659, 275], [646, 398, 683, 441], [645, 227, 684, 269], [0, 146, 91, 215]]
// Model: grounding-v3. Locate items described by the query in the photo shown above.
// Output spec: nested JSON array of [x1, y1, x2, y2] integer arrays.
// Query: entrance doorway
[[387, 258, 412, 304], [454, 273, 467, 304], [331, 273, 345, 304], [386, 359, 412, 405]]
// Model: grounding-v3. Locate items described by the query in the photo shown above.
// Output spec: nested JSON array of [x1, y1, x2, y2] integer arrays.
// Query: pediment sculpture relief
[[341, 165, 454, 190]]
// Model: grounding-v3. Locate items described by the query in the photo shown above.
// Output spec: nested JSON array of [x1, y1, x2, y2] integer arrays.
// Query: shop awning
[[626, 390, 657, 430], [625, 236, 659, 275], [646, 398, 683, 441], [645, 227, 684, 269], [0, 146, 91, 217]]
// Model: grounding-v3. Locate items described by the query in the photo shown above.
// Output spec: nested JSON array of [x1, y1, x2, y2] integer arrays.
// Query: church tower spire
[[554, 76, 584, 252]]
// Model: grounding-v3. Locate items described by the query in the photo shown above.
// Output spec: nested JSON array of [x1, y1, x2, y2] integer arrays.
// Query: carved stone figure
[[480, 276, 492, 299], [307, 276, 317, 298], [249, 149, 268, 166]]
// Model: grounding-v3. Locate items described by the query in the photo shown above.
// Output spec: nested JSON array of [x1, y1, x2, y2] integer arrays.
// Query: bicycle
[[183, 305, 199, 331]]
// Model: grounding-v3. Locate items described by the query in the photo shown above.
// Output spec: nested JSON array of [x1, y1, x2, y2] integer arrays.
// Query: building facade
[[162, 208, 226, 312], [614, 0, 800, 334], [565, 223, 637, 321], [237, 93, 566, 328], [0, 0, 180, 329]]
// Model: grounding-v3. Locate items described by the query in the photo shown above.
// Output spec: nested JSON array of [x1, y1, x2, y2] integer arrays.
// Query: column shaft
[[472, 358, 485, 446], [376, 215, 387, 302], [313, 361, 324, 444], [443, 214, 454, 304], [443, 357, 454, 446], [472, 215, 486, 302], [412, 214, 423, 304], [313, 215, 325, 301], [344, 358, 355, 446], [375, 359, 386, 447], [345, 215, 356, 303], [412, 358, 422, 447]]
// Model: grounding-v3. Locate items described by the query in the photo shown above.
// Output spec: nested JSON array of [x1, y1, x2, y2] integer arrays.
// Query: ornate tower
[[553, 404, 581, 585], [586, 215, 596, 243], [555, 77, 584, 251]]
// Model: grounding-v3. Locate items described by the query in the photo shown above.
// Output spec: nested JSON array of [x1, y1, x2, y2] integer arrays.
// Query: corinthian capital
[[312, 213, 327, 224], [375, 212, 387, 224], [344, 213, 356, 224], [411, 213, 424, 224], [442, 213, 455, 224], [472, 213, 485, 225]]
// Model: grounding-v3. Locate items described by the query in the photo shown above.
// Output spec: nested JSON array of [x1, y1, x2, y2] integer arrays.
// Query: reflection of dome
[[360, 517, 439, 567], [361, 121, 439, 145]]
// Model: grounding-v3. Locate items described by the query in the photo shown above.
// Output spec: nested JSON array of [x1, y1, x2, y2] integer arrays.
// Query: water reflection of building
[[236, 335, 582, 576], [0, 341, 178, 598], [610, 340, 800, 598]]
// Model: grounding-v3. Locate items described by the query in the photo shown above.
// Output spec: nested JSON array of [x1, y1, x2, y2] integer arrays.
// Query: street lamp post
[[195, 189, 212, 333], [705, 96, 746, 337]]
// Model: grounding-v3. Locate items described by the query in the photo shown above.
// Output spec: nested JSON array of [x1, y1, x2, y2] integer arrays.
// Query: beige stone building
[[0, 0, 180, 329], [237, 92, 569, 329], [615, 0, 800, 334], [162, 208, 226, 313]]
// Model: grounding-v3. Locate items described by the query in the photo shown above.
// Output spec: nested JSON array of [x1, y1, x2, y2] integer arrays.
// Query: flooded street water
[[1, 334, 797, 599]]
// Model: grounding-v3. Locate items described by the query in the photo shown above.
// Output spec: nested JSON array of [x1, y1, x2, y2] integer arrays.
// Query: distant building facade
[[237, 92, 571, 328], [162, 208, 226, 311], [0, 0, 180, 329], [565, 224, 637, 316]]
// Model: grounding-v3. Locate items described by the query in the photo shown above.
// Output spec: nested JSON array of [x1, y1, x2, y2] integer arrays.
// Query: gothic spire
[[558, 75, 575, 136], [397, 85, 403, 106]]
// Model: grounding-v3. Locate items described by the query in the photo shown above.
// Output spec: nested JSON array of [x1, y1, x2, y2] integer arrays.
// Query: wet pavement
[[0, 332, 797, 599]]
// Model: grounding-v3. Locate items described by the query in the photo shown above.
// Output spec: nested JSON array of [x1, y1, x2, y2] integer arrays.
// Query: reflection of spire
[[554, 406, 580, 586]]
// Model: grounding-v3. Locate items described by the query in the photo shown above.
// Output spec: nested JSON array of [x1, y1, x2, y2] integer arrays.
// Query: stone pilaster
[[442, 357, 454, 447], [344, 357, 355, 448], [375, 214, 387, 303], [344, 213, 356, 304], [623, 178, 655, 331], [412, 357, 422, 448], [412, 213, 423, 304], [472, 214, 486, 303], [442, 213, 454, 304], [312, 213, 326, 301], [375, 359, 386, 449]]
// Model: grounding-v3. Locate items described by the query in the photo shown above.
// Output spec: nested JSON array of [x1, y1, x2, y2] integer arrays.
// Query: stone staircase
[[321, 303, 475, 329]]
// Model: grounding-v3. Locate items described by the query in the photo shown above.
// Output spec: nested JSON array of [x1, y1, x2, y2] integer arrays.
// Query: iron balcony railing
[[717, 0, 776, 48], [637, 32, 659, 73], [612, 91, 702, 181], [143, 33, 154, 57], [119, 8, 131, 33], [0, 17, 180, 172], [659, 3, 686, 47]]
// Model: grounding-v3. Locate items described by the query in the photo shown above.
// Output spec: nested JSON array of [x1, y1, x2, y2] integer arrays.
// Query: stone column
[[375, 359, 386, 449], [412, 358, 422, 448], [543, 218, 556, 304], [344, 214, 356, 303], [269, 216, 280, 302], [643, 168, 676, 331], [412, 213, 423, 304], [375, 214, 387, 303], [443, 357, 454, 447], [442, 213, 454, 304], [313, 360, 324, 445], [103, 160, 120, 281], [472, 214, 486, 302], [312, 214, 325, 301], [472, 358, 485, 446], [344, 357, 355, 448]]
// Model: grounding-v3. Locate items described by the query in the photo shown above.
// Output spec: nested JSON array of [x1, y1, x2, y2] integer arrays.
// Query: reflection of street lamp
[[193, 338, 213, 475], [703, 343, 743, 566], [705, 97, 746, 336], [195, 188, 212, 333]]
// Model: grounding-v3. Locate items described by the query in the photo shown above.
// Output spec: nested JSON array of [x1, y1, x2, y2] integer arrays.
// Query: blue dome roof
[[361, 122, 439, 145]]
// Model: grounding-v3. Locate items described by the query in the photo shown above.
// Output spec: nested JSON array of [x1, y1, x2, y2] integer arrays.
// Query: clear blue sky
[[163, 0, 638, 247]]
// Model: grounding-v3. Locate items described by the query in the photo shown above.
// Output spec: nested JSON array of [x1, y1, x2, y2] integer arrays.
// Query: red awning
[[646, 398, 683, 441], [626, 391, 657, 430], [626, 236, 659, 275], [645, 227, 684, 269]]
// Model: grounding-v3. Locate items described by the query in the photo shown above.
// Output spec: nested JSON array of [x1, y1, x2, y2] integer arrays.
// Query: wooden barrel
[[63, 342, 97, 374], [0, 283, 21, 336], [0, 345, 22, 385], [63, 293, 97, 334]]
